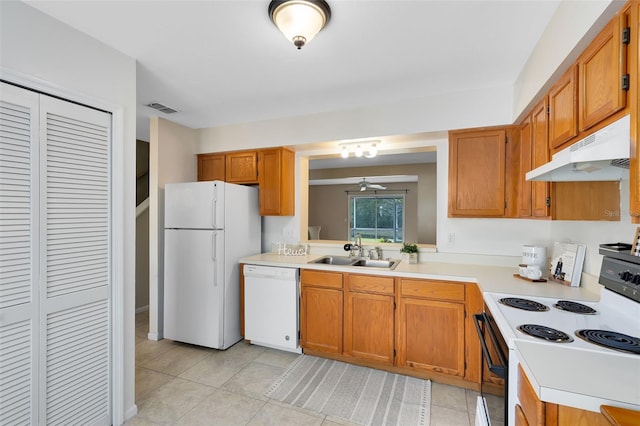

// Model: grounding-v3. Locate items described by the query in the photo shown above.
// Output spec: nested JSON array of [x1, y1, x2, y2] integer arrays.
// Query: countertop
[[240, 252, 602, 301], [515, 340, 640, 412]]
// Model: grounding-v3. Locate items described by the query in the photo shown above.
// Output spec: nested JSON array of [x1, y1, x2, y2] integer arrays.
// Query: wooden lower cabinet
[[300, 270, 489, 388], [518, 364, 610, 426], [344, 274, 395, 365], [516, 404, 530, 426], [300, 270, 343, 354], [396, 279, 466, 377]]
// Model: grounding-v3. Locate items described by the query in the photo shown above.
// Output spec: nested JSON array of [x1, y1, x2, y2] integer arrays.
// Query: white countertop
[[515, 340, 640, 412], [240, 252, 602, 301]]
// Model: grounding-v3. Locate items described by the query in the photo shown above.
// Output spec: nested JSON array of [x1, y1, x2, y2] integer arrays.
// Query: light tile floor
[[128, 311, 504, 426]]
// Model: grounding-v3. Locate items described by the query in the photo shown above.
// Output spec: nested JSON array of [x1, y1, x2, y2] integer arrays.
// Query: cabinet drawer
[[346, 274, 394, 294], [301, 269, 343, 289], [400, 279, 465, 302]]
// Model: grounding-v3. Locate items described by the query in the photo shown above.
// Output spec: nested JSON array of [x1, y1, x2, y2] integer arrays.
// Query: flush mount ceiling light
[[268, 0, 331, 50], [338, 141, 380, 159]]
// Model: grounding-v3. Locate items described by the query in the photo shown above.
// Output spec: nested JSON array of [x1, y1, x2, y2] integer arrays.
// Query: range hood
[[526, 114, 630, 182]]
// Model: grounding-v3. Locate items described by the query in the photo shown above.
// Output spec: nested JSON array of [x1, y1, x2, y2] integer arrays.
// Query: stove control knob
[[619, 271, 633, 282], [633, 274, 640, 285]]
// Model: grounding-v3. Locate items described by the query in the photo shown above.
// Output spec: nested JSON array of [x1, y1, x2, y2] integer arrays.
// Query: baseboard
[[135, 305, 149, 314], [124, 404, 138, 423], [147, 332, 162, 341]]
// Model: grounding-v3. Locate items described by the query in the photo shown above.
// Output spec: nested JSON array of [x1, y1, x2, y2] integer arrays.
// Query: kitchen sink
[[351, 259, 400, 269], [310, 256, 400, 270], [312, 256, 357, 265]]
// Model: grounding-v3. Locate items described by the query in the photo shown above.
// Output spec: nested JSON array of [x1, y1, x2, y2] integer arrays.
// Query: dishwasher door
[[243, 265, 301, 353]]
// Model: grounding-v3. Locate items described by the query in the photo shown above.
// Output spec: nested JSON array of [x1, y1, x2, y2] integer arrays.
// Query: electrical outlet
[[447, 232, 455, 244], [282, 228, 294, 238]]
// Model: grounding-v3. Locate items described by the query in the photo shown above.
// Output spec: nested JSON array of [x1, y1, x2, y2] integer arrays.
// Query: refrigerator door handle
[[212, 231, 218, 286], [212, 192, 217, 229]]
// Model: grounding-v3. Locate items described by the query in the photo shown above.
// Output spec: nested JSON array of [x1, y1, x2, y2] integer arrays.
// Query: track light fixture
[[338, 141, 380, 159]]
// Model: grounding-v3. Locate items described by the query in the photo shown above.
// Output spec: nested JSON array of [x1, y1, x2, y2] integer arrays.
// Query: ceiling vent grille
[[146, 102, 178, 114]]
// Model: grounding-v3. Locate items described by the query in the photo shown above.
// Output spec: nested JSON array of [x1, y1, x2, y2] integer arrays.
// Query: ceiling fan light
[[355, 145, 363, 157], [341, 145, 349, 158], [269, 0, 331, 50]]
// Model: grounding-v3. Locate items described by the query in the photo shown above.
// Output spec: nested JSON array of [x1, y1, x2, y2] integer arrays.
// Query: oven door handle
[[473, 313, 507, 379]]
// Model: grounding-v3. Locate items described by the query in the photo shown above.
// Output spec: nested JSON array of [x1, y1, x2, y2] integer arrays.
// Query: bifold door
[[0, 82, 112, 425]]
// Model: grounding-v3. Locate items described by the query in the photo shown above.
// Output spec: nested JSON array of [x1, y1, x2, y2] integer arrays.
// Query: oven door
[[473, 310, 508, 426]]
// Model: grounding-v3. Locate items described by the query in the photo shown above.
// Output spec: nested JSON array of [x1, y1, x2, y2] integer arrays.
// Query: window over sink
[[349, 193, 405, 243]]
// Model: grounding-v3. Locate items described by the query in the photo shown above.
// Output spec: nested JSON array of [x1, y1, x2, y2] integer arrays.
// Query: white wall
[[148, 117, 198, 340], [0, 1, 136, 422], [193, 1, 629, 277]]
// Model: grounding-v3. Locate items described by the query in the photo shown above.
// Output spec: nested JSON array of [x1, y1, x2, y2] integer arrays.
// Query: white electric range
[[476, 246, 640, 426]]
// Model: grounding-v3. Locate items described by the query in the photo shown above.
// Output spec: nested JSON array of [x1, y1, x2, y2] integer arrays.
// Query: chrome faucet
[[353, 233, 364, 258]]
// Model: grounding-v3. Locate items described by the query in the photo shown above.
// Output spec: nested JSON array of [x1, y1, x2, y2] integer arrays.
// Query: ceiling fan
[[358, 178, 386, 191]]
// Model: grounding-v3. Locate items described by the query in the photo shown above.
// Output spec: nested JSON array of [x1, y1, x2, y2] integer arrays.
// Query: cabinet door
[[343, 275, 395, 365], [518, 116, 533, 217], [300, 286, 343, 354], [578, 15, 626, 131], [548, 66, 578, 149], [396, 297, 465, 376], [344, 291, 394, 365], [197, 153, 225, 181], [629, 1, 640, 219], [258, 148, 294, 216], [531, 99, 550, 218], [448, 129, 506, 217], [226, 151, 258, 183]]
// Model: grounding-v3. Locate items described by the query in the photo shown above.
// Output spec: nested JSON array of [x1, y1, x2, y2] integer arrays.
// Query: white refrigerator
[[163, 181, 261, 349]]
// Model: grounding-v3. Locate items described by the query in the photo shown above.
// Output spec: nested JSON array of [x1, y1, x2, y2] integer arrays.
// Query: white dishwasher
[[243, 265, 301, 353]]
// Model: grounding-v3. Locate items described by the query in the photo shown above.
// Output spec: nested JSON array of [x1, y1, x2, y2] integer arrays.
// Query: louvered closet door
[[0, 83, 40, 425], [39, 95, 112, 426]]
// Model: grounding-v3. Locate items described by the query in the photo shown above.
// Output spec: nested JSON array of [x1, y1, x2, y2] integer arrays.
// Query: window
[[348, 194, 404, 243]]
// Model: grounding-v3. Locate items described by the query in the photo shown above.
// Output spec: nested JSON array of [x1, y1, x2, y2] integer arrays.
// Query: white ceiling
[[24, 0, 561, 142]]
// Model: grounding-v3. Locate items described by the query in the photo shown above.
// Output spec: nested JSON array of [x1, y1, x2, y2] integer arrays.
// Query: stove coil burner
[[499, 297, 550, 312], [517, 324, 574, 342], [553, 300, 597, 315], [575, 329, 640, 355]]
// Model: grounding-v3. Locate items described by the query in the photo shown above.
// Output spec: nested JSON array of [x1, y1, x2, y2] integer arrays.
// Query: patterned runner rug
[[265, 355, 431, 426]]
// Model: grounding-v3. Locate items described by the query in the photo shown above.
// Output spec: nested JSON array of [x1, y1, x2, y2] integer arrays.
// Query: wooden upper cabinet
[[518, 116, 533, 217], [226, 151, 258, 183], [448, 128, 507, 217], [578, 14, 627, 131], [197, 153, 225, 181], [258, 147, 295, 216], [531, 99, 551, 218], [548, 66, 578, 150], [630, 0, 640, 220]]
